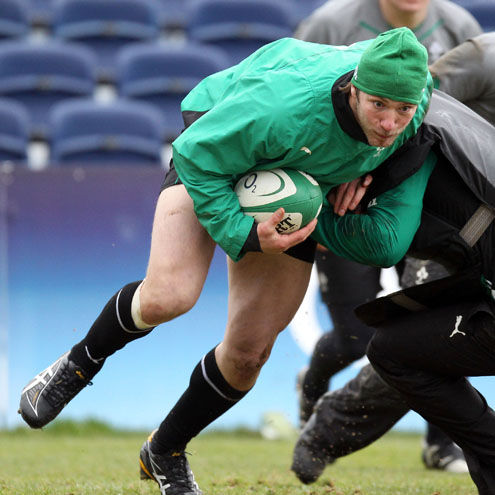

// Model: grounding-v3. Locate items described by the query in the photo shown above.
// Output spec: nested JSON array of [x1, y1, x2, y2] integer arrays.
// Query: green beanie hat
[[351, 27, 428, 105]]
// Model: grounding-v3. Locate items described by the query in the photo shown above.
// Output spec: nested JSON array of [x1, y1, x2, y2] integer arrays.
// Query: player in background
[[430, 32, 495, 124], [19, 29, 432, 495], [294, 0, 482, 472], [296, 0, 481, 62], [291, 75, 495, 494]]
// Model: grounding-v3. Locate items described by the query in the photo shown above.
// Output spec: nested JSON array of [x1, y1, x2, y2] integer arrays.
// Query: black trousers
[[309, 250, 453, 447], [304, 250, 380, 396], [368, 300, 495, 495], [300, 363, 410, 459], [312, 250, 449, 381]]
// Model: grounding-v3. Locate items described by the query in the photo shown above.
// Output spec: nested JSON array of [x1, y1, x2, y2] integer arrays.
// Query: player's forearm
[[313, 206, 418, 267], [313, 155, 436, 267]]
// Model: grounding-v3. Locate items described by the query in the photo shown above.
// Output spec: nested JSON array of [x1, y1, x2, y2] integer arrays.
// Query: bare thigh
[[139, 185, 216, 325], [216, 252, 313, 389]]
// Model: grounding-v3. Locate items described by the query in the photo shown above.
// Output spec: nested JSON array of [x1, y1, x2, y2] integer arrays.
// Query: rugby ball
[[235, 168, 322, 234]]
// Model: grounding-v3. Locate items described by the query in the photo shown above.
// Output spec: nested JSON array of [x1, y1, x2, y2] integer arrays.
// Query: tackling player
[[292, 52, 495, 492]]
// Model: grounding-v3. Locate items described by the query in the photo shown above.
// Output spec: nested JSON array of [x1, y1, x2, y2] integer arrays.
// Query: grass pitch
[[0, 421, 477, 495]]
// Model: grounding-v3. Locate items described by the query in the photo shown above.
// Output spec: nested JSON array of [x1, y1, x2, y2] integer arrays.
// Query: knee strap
[[130, 281, 153, 330], [117, 280, 152, 333]]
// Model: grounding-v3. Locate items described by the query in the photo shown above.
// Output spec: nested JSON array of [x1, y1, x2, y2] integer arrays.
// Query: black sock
[[151, 347, 249, 453], [69, 281, 154, 378]]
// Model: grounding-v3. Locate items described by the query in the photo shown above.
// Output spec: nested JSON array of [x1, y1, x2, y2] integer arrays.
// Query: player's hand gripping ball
[[235, 168, 322, 234]]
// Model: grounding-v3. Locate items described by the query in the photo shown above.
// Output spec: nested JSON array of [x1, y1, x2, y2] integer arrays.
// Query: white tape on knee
[[131, 281, 153, 330]]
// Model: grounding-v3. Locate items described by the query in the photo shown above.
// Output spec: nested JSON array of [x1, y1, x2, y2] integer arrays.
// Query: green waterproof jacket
[[172, 37, 433, 261]]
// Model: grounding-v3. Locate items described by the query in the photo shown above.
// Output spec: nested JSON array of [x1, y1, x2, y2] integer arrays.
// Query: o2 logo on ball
[[241, 172, 258, 192], [240, 171, 291, 199], [235, 168, 322, 234]]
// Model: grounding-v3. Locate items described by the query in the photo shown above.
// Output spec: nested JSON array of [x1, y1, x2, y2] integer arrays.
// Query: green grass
[[0, 421, 477, 495]]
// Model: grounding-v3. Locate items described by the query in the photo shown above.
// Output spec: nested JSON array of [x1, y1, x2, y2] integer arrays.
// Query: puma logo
[[449, 315, 466, 338]]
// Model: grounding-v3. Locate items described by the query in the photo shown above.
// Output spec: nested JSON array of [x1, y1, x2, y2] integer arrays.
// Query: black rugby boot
[[19, 351, 92, 428], [139, 431, 202, 495]]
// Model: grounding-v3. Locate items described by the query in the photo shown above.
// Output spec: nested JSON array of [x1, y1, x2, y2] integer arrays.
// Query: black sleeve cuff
[[240, 221, 262, 255]]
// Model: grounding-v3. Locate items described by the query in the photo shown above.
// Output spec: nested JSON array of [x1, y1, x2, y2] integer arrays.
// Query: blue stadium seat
[[53, 0, 161, 83], [26, 0, 56, 28], [0, 0, 30, 39], [463, 2, 495, 31], [0, 97, 29, 163], [157, 0, 191, 31], [0, 40, 97, 139], [117, 41, 230, 141], [50, 98, 164, 166], [187, 0, 294, 65]]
